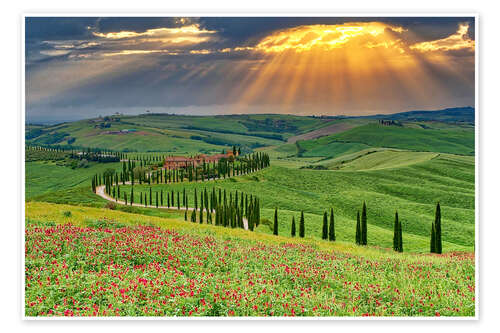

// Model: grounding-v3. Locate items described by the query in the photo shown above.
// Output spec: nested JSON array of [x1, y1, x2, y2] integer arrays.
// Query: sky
[[25, 16, 475, 123]]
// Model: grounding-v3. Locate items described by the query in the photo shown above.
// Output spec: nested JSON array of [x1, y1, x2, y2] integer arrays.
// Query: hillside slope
[[297, 123, 474, 157]]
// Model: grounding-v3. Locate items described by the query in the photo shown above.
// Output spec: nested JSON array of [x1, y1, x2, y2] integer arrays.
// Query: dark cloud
[[25, 16, 476, 123], [26, 17, 97, 40]]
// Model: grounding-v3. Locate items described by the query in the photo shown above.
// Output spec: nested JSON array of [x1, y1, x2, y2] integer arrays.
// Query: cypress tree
[[361, 202, 367, 245], [177, 192, 180, 210], [273, 207, 278, 236], [329, 208, 335, 241], [149, 187, 152, 206], [430, 222, 436, 253], [199, 207, 203, 224], [299, 211, 305, 238], [124, 192, 127, 205], [291, 216, 296, 237], [130, 187, 133, 205], [191, 209, 196, 222], [393, 211, 399, 251], [194, 188, 198, 211], [435, 202, 442, 254], [184, 210, 187, 221], [398, 218, 403, 253], [322, 211, 328, 239], [355, 211, 361, 245], [156, 192, 158, 208]]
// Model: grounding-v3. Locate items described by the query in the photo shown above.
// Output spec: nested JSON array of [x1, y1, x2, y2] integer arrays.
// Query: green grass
[[26, 114, 330, 153], [113, 154, 474, 253], [327, 150, 438, 171], [298, 123, 474, 157], [25, 161, 122, 199], [25, 202, 475, 317]]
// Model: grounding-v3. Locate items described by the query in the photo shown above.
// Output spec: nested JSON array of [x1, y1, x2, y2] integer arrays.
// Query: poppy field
[[25, 203, 475, 317]]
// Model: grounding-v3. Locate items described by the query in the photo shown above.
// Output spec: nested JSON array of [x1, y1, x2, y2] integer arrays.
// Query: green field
[[103, 153, 474, 253], [326, 150, 438, 171], [25, 202, 475, 317], [26, 161, 121, 199], [297, 123, 474, 157], [24, 111, 476, 317], [26, 114, 333, 153]]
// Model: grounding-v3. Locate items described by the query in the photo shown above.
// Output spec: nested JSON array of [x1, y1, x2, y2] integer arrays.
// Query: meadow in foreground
[[25, 203, 475, 317]]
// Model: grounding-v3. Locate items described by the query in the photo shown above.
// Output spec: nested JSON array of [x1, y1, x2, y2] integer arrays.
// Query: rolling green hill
[[25, 112, 476, 254], [297, 123, 474, 158], [25, 114, 333, 153], [326, 150, 438, 171], [61, 153, 474, 253]]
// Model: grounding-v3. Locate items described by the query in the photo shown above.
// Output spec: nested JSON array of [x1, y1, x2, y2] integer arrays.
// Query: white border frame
[[20, 12, 479, 321]]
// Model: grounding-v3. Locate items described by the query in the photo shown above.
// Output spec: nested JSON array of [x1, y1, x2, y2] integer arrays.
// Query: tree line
[[272, 202, 443, 254], [91, 152, 270, 191], [104, 184, 260, 231]]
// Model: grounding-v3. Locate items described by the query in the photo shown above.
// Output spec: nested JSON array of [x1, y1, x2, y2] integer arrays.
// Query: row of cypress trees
[[274, 202, 441, 254], [92, 152, 271, 191]]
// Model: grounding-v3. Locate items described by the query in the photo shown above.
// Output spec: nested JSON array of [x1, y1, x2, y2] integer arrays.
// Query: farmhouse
[[164, 150, 236, 169]]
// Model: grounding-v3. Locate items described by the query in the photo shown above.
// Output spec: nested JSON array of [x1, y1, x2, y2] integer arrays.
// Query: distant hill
[[364, 107, 475, 123]]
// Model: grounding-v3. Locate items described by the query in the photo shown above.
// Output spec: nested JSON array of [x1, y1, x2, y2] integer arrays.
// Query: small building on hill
[[164, 150, 236, 169]]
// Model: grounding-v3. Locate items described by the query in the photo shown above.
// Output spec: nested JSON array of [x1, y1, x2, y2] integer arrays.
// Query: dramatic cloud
[[410, 23, 475, 52], [251, 23, 406, 53], [25, 17, 475, 123]]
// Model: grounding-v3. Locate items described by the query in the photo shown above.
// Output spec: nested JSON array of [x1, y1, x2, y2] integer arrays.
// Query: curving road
[[95, 174, 251, 230]]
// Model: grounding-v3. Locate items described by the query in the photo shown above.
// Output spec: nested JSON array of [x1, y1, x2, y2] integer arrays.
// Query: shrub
[[105, 202, 117, 210], [77, 159, 89, 168], [62, 210, 72, 217]]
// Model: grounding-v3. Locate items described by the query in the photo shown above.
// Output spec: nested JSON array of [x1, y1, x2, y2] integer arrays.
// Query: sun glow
[[92, 24, 216, 39], [253, 23, 406, 53], [222, 22, 474, 113]]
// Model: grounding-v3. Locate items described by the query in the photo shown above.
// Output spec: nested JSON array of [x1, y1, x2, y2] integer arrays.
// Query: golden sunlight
[[252, 22, 406, 53], [226, 22, 474, 112], [92, 24, 216, 39]]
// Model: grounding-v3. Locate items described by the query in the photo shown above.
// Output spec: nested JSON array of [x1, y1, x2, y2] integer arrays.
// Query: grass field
[[24, 112, 476, 317], [26, 114, 331, 153], [25, 202, 475, 317], [110, 153, 474, 253], [297, 123, 474, 157], [327, 150, 438, 171], [26, 161, 122, 199]]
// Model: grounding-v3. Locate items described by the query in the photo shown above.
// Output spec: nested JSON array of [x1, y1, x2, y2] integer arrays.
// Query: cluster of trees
[[27, 145, 122, 163], [212, 189, 260, 230], [92, 152, 271, 190], [104, 184, 261, 232], [378, 119, 401, 126], [322, 208, 336, 241], [274, 202, 442, 254], [355, 202, 368, 246], [71, 148, 120, 163], [25, 145, 68, 162]]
